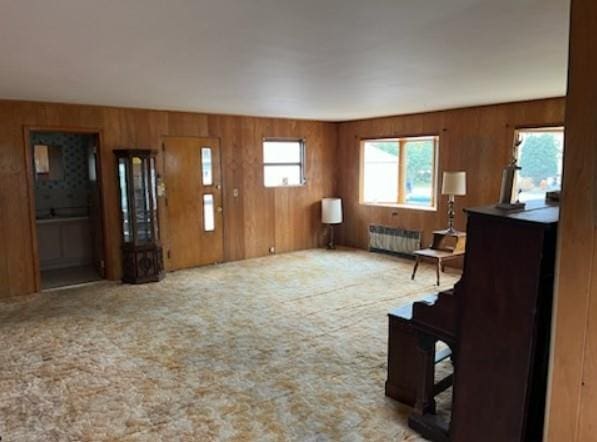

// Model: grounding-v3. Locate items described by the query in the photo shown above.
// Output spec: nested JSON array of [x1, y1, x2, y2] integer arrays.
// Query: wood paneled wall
[[335, 98, 565, 249], [0, 101, 336, 297], [546, 0, 597, 439], [0, 97, 566, 298]]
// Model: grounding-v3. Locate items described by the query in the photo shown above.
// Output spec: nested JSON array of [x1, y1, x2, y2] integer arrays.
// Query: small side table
[[411, 230, 466, 286]]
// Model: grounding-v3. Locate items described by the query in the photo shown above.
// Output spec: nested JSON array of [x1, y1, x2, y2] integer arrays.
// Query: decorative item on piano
[[546, 190, 560, 203], [496, 136, 526, 211]]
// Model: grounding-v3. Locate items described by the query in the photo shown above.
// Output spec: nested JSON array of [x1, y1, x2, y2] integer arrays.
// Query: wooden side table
[[411, 230, 466, 286]]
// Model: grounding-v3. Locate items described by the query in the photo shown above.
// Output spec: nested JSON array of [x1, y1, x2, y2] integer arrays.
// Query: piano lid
[[464, 201, 559, 225]]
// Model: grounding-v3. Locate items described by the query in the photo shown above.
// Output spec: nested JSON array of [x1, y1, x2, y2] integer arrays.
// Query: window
[[263, 139, 305, 187], [514, 127, 564, 202], [203, 194, 215, 231], [201, 147, 213, 186], [360, 136, 438, 209]]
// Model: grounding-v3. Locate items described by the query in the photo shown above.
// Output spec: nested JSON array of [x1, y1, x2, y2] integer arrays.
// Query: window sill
[[264, 184, 307, 189], [360, 202, 437, 212]]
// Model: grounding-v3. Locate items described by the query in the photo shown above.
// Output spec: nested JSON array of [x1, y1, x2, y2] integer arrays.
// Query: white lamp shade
[[322, 198, 343, 224], [441, 171, 467, 196]]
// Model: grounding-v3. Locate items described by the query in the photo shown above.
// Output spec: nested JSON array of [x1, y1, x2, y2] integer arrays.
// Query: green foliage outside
[[518, 134, 560, 184], [405, 141, 433, 185]]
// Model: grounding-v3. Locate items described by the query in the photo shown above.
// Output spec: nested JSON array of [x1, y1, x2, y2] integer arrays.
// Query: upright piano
[[405, 203, 558, 441]]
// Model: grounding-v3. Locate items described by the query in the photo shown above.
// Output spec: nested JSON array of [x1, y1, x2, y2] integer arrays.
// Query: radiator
[[369, 225, 421, 258]]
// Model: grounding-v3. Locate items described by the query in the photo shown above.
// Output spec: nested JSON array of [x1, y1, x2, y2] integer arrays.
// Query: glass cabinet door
[[131, 156, 152, 243], [118, 158, 132, 242], [114, 149, 164, 284], [150, 157, 159, 240]]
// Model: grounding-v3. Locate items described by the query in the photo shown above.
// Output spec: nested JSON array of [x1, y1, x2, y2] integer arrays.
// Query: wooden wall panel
[[0, 100, 336, 297], [335, 98, 565, 249], [208, 115, 245, 262], [240, 117, 276, 258], [0, 96, 563, 298], [546, 0, 597, 439]]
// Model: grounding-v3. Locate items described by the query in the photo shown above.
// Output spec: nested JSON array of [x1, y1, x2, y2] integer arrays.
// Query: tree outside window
[[515, 127, 564, 202]]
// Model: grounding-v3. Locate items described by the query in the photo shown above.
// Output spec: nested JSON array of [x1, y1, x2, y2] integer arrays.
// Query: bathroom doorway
[[27, 129, 106, 290]]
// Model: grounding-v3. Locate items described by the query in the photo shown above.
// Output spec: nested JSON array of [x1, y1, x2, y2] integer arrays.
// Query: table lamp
[[441, 171, 466, 233], [322, 197, 343, 249]]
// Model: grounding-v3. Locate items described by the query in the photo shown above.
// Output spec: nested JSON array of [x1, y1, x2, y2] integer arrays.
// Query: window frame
[[513, 125, 565, 202], [359, 135, 439, 211], [262, 138, 307, 188]]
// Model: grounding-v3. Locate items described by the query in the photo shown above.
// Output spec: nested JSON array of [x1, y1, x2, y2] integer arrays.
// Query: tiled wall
[[32, 132, 96, 217]]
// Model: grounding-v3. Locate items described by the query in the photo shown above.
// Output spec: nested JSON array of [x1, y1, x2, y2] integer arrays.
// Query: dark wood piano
[[387, 203, 558, 442]]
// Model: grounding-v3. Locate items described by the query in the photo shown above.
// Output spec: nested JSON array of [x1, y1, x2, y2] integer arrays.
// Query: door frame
[[161, 135, 225, 270], [24, 125, 108, 292]]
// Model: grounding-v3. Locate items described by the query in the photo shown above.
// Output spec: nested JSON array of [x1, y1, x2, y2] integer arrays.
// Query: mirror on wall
[[34, 144, 64, 181]]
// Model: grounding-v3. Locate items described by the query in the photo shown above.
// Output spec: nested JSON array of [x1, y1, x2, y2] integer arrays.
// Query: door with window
[[163, 137, 223, 270]]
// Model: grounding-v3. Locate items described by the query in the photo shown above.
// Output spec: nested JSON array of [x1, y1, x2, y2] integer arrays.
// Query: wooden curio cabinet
[[115, 149, 165, 283]]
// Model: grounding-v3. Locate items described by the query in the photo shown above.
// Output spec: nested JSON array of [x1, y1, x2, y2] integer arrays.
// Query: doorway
[[28, 129, 106, 289], [162, 137, 224, 270]]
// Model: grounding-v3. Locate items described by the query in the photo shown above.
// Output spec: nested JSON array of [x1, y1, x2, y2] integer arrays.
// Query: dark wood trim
[[23, 127, 40, 292], [511, 122, 566, 131]]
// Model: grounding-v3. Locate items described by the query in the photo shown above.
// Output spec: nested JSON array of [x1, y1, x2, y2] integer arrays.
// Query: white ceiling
[[0, 0, 570, 121]]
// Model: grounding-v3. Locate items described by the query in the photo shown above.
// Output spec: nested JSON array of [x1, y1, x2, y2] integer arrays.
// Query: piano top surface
[[464, 201, 559, 225]]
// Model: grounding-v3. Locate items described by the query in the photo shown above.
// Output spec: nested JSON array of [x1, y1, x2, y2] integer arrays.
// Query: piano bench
[[385, 296, 452, 408]]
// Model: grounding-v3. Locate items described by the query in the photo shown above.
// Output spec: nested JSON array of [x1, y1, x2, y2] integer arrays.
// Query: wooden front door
[[163, 137, 224, 270]]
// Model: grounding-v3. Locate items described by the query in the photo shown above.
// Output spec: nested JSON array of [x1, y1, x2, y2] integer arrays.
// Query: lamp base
[[447, 197, 456, 233], [326, 224, 336, 249]]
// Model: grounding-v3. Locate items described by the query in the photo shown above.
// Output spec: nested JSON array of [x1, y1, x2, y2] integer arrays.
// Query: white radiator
[[369, 225, 421, 258]]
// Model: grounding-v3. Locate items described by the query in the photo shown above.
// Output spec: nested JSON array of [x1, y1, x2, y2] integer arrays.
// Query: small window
[[201, 147, 213, 186], [514, 127, 564, 202], [203, 194, 215, 232], [118, 159, 132, 242], [263, 139, 305, 187], [360, 136, 438, 209]]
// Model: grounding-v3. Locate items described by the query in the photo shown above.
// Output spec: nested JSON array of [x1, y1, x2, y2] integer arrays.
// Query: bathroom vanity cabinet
[[37, 216, 93, 270]]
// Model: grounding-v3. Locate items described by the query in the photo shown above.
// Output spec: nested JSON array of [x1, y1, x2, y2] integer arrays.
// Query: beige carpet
[[0, 247, 459, 441]]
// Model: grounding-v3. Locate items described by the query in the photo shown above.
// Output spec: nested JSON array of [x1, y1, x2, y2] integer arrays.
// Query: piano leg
[[409, 333, 451, 442], [436, 261, 441, 286], [412, 334, 437, 416]]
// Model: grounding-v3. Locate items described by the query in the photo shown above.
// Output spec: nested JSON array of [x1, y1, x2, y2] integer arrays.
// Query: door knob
[[217, 206, 223, 213], [215, 184, 221, 190]]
